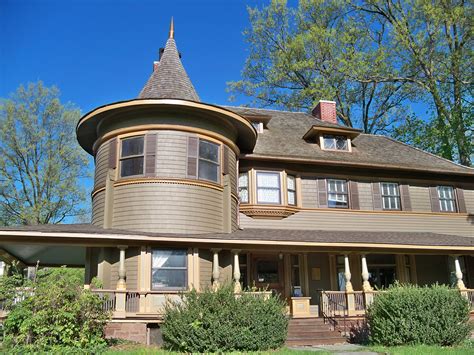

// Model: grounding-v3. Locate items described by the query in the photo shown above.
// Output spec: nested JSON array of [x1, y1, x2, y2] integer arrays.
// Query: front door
[[252, 254, 284, 296]]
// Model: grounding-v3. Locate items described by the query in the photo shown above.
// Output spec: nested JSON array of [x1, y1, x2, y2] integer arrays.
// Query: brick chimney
[[311, 100, 337, 124]]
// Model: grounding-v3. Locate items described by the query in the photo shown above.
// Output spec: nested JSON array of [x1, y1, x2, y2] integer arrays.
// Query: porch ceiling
[[0, 244, 85, 266]]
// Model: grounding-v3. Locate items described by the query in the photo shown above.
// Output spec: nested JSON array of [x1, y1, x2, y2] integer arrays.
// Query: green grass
[[367, 340, 474, 355]]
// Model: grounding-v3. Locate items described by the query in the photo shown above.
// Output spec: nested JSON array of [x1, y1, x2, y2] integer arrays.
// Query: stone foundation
[[105, 322, 147, 344]]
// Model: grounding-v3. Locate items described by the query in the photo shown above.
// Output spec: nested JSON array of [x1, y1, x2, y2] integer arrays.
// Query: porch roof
[[0, 224, 472, 261]]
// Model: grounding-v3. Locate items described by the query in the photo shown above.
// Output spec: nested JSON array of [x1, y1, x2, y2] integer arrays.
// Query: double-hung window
[[438, 186, 456, 212], [323, 135, 348, 151], [327, 179, 348, 208], [238, 172, 249, 203], [256, 172, 281, 204], [198, 140, 220, 183], [120, 136, 145, 177], [287, 175, 296, 205], [151, 249, 187, 290], [381, 182, 401, 210]]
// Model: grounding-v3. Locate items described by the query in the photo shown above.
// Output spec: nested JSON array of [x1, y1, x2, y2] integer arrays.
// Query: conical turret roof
[[138, 19, 200, 101]]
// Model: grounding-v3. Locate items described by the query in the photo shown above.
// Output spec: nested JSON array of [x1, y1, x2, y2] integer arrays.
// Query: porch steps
[[286, 317, 347, 346]]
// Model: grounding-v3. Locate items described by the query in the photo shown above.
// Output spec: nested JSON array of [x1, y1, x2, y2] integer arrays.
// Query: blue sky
[[1, 0, 271, 113]]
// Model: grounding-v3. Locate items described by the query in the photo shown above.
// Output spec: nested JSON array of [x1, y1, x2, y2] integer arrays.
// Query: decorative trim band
[[113, 178, 224, 192], [239, 205, 300, 219]]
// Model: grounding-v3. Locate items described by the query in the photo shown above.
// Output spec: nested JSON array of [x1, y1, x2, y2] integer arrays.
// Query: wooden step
[[288, 330, 339, 338]]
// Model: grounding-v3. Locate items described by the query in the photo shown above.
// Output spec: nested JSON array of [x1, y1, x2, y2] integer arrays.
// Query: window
[[323, 135, 348, 151], [256, 260, 279, 283], [238, 172, 249, 203], [151, 249, 187, 290], [120, 136, 144, 177], [256, 172, 281, 204], [198, 140, 220, 183], [438, 186, 456, 212], [327, 179, 348, 208], [381, 182, 401, 210], [287, 175, 296, 205]]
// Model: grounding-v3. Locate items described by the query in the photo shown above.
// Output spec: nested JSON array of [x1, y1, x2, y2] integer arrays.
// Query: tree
[[0, 82, 90, 225], [357, 0, 473, 166], [228, 0, 416, 134]]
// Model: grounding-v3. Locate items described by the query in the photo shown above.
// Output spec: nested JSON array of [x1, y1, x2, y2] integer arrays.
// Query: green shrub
[[162, 284, 288, 352], [367, 283, 470, 346], [2, 267, 110, 352]]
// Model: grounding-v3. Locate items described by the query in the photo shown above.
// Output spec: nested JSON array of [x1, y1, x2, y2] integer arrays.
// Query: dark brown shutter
[[223, 146, 230, 175], [145, 133, 157, 177], [429, 186, 440, 212], [317, 179, 328, 208], [349, 181, 360, 210], [456, 188, 467, 213], [187, 136, 198, 179], [400, 184, 412, 211], [372, 182, 382, 210], [108, 138, 117, 169]]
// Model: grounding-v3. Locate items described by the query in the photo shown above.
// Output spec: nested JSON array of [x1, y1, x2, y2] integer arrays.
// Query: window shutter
[[317, 179, 328, 208], [145, 133, 157, 177], [372, 182, 382, 210], [108, 138, 117, 169], [349, 181, 360, 210], [429, 186, 440, 212], [400, 184, 412, 211], [456, 188, 467, 213], [223, 146, 230, 175], [187, 136, 198, 179]]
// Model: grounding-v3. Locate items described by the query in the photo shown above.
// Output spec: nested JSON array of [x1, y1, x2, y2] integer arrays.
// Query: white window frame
[[381, 182, 401, 210], [437, 186, 456, 212], [251, 121, 264, 133], [321, 135, 349, 151], [238, 172, 249, 203], [327, 179, 348, 208], [119, 135, 145, 178], [256, 171, 281, 204], [287, 175, 296, 206]]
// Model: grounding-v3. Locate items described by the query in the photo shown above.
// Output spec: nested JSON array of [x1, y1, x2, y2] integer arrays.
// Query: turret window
[[198, 140, 220, 182], [120, 136, 145, 177]]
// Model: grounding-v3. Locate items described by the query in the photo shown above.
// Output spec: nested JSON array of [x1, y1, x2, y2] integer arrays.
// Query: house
[[0, 21, 473, 345]]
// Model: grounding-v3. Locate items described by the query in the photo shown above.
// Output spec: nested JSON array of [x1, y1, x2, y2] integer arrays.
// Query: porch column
[[115, 246, 128, 318], [453, 256, 466, 290], [117, 246, 127, 290], [344, 254, 353, 292], [232, 249, 241, 293], [344, 254, 355, 315], [361, 255, 372, 292], [211, 249, 221, 291]]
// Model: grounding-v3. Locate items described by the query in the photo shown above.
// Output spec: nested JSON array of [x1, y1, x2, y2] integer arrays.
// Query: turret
[[76, 20, 256, 233]]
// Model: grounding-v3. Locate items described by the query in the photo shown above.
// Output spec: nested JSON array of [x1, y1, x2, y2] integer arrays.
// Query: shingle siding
[[409, 186, 432, 212], [301, 178, 318, 208], [112, 183, 223, 233], [358, 182, 374, 210], [91, 191, 105, 227], [155, 131, 188, 178], [239, 210, 473, 237], [94, 142, 109, 190]]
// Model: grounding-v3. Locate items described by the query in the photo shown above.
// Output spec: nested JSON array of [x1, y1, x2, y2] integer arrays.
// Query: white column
[[211, 249, 221, 291], [454, 256, 466, 290], [344, 254, 353, 292], [232, 250, 242, 293], [117, 246, 127, 290], [361, 254, 372, 292]]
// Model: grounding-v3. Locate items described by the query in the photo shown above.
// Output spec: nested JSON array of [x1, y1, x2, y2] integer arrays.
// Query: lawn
[[368, 342, 474, 355]]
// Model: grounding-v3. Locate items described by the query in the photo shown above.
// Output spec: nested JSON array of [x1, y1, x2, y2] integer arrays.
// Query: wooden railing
[[465, 289, 474, 310]]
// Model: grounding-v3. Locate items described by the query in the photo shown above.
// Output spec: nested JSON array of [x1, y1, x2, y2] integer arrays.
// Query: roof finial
[[169, 17, 174, 39]]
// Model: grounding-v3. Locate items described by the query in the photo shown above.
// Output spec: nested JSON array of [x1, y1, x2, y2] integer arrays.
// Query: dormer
[[304, 100, 361, 152], [241, 114, 272, 134]]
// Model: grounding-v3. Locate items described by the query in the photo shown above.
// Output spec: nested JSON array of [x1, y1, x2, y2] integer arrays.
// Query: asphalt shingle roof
[[138, 37, 199, 101], [1, 224, 472, 248], [224, 107, 474, 176]]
